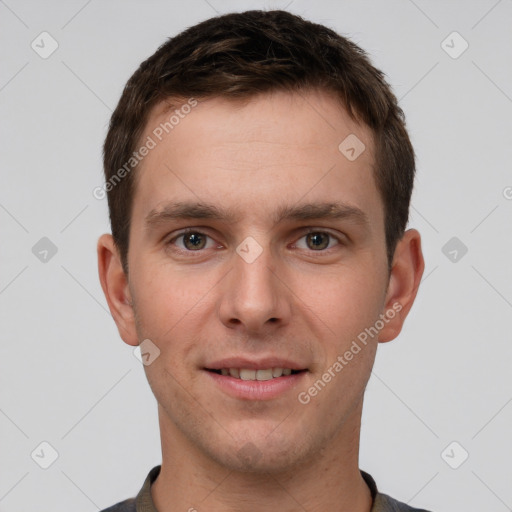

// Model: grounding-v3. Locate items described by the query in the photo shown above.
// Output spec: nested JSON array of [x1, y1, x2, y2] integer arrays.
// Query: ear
[[97, 233, 139, 346], [378, 228, 425, 343]]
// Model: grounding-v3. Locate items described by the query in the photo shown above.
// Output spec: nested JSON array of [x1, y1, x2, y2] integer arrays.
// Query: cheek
[[130, 262, 212, 339], [137, 294, 205, 410], [294, 267, 386, 343]]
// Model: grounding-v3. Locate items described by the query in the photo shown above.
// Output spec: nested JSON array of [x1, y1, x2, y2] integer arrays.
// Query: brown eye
[[166, 230, 220, 256], [182, 232, 207, 250], [305, 232, 331, 250]]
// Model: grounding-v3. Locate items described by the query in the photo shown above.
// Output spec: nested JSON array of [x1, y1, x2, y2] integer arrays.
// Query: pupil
[[307, 233, 328, 250], [185, 233, 205, 250]]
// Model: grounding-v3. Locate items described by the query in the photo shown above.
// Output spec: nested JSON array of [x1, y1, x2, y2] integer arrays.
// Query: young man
[[97, 9, 428, 512]]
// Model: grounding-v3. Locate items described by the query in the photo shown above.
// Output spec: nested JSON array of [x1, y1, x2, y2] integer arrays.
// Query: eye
[[170, 231, 216, 251], [294, 231, 340, 251]]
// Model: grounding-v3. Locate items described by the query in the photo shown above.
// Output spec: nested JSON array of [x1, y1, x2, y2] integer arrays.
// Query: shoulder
[[362, 471, 432, 512], [100, 465, 160, 512], [375, 492, 433, 512], [99, 497, 136, 512]]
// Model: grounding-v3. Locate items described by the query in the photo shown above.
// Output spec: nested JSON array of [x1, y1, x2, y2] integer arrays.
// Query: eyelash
[[166, 228, 343, 255]]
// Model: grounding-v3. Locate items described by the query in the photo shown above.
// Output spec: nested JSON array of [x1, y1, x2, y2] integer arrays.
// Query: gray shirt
[[101, 465, 433, 512]]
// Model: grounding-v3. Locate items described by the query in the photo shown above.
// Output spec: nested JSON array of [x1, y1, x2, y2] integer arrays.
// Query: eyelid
[[292, 229, 344, 250], [166, 228, 220, 252]]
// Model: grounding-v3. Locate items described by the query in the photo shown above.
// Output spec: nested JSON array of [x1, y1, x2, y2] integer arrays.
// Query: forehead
[[132, 89, 382, 231], [144, 89, 373, 159]]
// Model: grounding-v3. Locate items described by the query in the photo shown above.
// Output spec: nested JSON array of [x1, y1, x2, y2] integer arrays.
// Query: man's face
[[126, 89, 391, 472]]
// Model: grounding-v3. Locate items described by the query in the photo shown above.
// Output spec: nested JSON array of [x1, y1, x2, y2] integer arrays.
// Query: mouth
[[205, 367, 306, 381], [203, 360, 308, 400]]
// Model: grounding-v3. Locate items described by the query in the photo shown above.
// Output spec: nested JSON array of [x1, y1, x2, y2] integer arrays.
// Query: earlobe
[[97, 234, 139, 346], [378, 229, 425, 343]]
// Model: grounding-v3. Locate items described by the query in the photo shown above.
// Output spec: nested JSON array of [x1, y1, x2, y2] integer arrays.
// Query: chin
[[206, 433, 311, 474], [219, 450, 299, 474]]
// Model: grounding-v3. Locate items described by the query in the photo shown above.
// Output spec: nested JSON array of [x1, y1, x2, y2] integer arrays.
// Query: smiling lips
[[204, 358, 308, 398], [205, 358, 307, 380], [211, 367, 299, 380]]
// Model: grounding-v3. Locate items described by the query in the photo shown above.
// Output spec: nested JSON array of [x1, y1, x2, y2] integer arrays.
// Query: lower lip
[[204, 370, 307, 401]]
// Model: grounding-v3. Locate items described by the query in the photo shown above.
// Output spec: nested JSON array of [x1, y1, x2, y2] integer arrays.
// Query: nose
[[218, 241, 291, 335]]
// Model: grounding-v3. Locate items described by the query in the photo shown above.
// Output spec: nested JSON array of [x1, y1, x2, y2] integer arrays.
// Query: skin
[[98, 88, 424, 512]]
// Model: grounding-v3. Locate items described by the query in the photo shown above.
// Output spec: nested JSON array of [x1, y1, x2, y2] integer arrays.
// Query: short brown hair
[[103, 10, 415, 274]]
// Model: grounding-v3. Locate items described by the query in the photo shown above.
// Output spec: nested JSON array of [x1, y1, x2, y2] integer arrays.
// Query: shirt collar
[[135, 465, 390, 512]]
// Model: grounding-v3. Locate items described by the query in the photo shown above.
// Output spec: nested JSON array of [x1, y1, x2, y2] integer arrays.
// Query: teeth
[[218, 368, 299, 380], [239, 369, 256, 380], [272, 368, 283, 377], [256, 369, 273, 381]]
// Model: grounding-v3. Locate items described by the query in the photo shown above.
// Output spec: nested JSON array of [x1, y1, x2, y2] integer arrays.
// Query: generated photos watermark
[[298, 301, 402, 405], [93, 98, 198, 200]]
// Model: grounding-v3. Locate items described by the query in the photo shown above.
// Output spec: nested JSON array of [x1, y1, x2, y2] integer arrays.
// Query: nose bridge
[[219, 238, 289, 331]]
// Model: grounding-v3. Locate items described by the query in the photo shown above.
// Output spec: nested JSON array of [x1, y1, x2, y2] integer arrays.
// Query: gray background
[[1, 0, 511, 510]]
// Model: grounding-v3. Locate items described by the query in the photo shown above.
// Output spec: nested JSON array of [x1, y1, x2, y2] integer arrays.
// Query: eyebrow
[[144, 200, 370, 229]]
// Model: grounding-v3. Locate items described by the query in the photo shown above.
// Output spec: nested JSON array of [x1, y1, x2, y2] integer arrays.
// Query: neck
[[151, 402, 373, 512]]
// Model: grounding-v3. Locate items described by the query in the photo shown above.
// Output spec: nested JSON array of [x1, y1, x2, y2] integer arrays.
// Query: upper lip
[[205, 357, 307, 371]]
